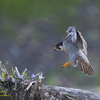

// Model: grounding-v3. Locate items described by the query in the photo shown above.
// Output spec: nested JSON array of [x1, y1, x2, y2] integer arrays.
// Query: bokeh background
[[0, 0, 100, 92]]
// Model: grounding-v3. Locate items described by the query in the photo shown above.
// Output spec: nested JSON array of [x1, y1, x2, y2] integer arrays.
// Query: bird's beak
[[54, 46, 57, 51]]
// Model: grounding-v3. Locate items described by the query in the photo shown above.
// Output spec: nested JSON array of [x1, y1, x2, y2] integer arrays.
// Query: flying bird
[[54, 26, 95, 76]]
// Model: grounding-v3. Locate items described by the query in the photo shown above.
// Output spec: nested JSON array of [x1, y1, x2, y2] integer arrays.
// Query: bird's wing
[[65, 33, 72, 42], [66, 30, 77, 42], [76, 30, 87, 55], [77, 51, 95, 76]]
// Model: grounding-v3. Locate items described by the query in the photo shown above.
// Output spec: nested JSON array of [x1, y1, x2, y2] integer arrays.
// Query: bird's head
[[66, 26, 77, 42], [66, 26, 76, 34], [54, 41, 64, 51]]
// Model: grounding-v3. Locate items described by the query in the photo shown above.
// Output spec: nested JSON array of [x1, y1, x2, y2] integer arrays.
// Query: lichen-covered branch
[[35, 85, 100, 100]]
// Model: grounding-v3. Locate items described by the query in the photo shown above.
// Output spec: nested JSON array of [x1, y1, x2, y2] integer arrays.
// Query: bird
[[54, 26, 95, 76]]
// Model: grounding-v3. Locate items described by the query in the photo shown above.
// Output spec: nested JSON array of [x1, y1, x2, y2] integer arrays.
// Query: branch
[[36, 85, 100, 100]]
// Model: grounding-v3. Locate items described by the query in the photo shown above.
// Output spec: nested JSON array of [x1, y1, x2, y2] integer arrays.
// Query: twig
[[25, 81, 36, 91], [38, 72, 45, 83], [15, 67, 21, 78], [34, 72, 41, 78]]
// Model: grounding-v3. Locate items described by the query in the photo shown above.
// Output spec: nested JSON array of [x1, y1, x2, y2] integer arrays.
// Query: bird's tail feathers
[[80, 62, 95, 76]]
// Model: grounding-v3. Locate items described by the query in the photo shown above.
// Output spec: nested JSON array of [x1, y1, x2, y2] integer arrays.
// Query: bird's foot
[[62, 62, 71, 68]]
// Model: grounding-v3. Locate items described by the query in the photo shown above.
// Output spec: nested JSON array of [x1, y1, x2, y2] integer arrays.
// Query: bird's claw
[[62, 62, 71, 68]]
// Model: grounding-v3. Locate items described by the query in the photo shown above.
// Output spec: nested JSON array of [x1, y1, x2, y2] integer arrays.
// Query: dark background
[[0, 0, 100, 92]]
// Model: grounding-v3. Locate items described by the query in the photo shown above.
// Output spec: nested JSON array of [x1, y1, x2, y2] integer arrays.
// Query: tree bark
[[35, 85, 100, 100]]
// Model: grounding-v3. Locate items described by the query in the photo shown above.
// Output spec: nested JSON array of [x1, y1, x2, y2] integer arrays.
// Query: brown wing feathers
[[76, 30, 87, 56], [76, 29, 95, 76]]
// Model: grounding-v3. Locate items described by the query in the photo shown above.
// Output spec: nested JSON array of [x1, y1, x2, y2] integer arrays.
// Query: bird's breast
[[63, 40, 78, 54]]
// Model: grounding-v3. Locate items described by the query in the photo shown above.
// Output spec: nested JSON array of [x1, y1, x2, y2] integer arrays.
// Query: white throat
[[59, 45, 64, 51]]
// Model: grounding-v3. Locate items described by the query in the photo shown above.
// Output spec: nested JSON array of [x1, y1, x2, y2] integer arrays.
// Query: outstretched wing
[[76, 30, 87, 55]]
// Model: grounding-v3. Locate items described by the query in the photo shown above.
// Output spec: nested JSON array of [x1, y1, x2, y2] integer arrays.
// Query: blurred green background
[[0, 0, 100, 92]]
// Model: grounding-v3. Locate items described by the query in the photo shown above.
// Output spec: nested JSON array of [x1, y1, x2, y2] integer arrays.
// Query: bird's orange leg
[[62, 62, 71, 68]]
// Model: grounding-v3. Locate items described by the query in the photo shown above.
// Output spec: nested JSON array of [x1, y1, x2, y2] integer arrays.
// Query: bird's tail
[[77, 51, 95, 76], [80, 62, 95, 76]]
